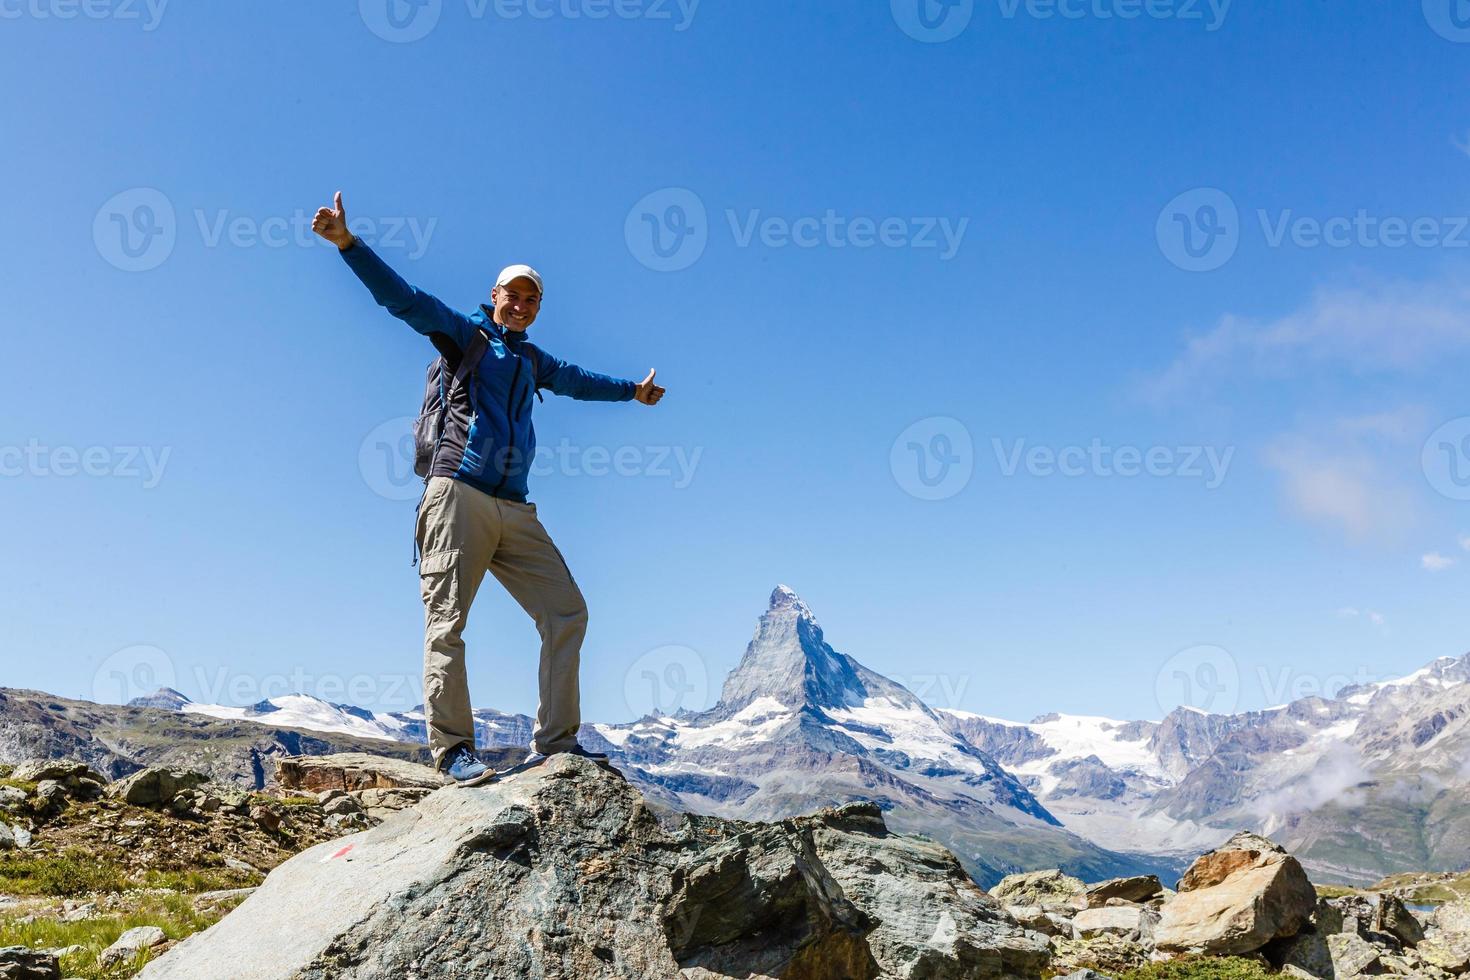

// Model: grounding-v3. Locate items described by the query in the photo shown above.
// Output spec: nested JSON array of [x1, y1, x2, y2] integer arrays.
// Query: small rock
[[223, 857, 260, 876], [250, 805, 281, 832], [0, 945, 59, 979], [1073, 904, 1158, 943], [11, 825, 31, 849], [98, 926, 167, 967], [0, 787, 28, 811], [0, 824, 14, 850], [990, 868, 1085, 906], [1073, 875, 1164, 909], [322, 795, 364, 817], [33, 781, 65, 805]]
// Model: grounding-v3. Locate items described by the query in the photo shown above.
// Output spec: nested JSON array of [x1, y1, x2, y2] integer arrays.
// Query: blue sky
[[4, 0, 1470, 728]]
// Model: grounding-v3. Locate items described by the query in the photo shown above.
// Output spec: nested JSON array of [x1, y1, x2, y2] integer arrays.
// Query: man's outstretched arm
[[312, 191, 475, 351], [535, 352, 666, 406]]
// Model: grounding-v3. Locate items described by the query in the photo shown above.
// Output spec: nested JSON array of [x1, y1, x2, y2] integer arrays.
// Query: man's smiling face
[[492, 276, 542, 332]]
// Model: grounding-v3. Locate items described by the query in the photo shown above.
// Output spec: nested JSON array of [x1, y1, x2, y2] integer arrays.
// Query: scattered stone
[[0, 824, 14, 850], [249, 806, 281, 833], [990, 868, 1086, 907], [1005, 904, 1074, 937], [0, 945, 59, 980], [105, 768, 209, 808], [1049, 933, 1149, 976], [223, 857, 260, 876], [33, 781, 65, 806], [10, 825, 30, 849], [1154, 830, 1316, 956], [1073, 904, 1158, 943], [321, 795, 363, 817], [98, 926, 168, 967], [1377, 894, 1425, 947], [1073, 875, 1164, 909], [0, 787, 28, 811], [9, 760, 103, 784]]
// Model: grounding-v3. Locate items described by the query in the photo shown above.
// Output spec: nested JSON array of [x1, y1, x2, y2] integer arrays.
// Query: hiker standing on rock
[[312, 192, 665, 786]]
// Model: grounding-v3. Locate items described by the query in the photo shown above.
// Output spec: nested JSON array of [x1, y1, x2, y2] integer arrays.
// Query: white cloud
[[1422, 552, 1457, 572], [1144, 277, 1470, 404], [1369, 612, 1385, 627], [1263, 417, 1422, 542], [1459, 534, 1470, 552]]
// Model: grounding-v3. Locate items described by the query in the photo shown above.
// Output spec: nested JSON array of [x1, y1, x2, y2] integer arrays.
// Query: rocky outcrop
[[274, 753, 447, 794], [139, 754, 1050, 980], [1154, 831, 1315, 955]]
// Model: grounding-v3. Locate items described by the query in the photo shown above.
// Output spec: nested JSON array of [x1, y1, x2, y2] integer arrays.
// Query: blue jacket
[[341, 240, 636, 502]]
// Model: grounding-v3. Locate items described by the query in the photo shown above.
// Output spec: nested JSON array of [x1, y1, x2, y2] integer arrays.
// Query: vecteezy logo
[[360, 0, 442, 42], [623, 644, 709, 718], [1156, 188, 1239, 272], [1422, 416, 1470, 500], [1154, 643, 1239, 716], [625, 188, 708, 272], [1423, 0, 1470, 42], [93, 188, 176, 272], [359, 416, 422, 501], [92, 644, 177, 705], [891, 0, 974, 42], [890, 417, 974, 501]]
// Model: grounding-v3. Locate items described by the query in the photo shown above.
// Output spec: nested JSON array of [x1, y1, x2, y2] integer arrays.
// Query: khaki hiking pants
[[416, 475, 589, 766]]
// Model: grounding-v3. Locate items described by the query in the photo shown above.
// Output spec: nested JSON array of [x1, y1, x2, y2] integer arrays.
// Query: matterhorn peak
[[766, 584, 817, 623]]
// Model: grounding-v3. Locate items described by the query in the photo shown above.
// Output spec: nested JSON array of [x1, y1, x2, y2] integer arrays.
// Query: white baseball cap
[[495, 264, 544, 296]]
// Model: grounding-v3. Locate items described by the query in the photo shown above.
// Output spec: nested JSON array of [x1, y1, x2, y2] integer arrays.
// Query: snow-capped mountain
[[129, 690, 534, 751], [939, 654, 1470, 884]]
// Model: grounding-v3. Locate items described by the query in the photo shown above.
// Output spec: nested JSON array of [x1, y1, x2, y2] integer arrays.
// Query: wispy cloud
[[1142, 277, 1470, 405], [1423, 552, 1457, 572], [1262, 411, 1424, 542]]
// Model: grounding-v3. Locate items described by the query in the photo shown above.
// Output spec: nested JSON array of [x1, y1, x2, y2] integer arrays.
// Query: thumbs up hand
[[312, 191, 354, 249], [634, 368, 665, 406]]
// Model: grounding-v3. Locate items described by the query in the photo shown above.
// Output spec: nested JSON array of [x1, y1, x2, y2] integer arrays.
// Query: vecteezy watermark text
[[0, 440, 171, 488], [890, 0, 1229, 43], [993, 438, 1234, 488], [359, 0, 699, 43], [0, 0, 168, 30], [1158, 187, 1470, 272], [626, 188, 969, 272], [94, 187, 437, 272]]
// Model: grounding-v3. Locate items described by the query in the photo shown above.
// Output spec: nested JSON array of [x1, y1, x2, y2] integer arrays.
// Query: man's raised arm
[[312, 191, 475, 351]]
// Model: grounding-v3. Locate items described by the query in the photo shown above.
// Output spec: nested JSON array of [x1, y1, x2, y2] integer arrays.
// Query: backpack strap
[[452, 328, 491, 391]]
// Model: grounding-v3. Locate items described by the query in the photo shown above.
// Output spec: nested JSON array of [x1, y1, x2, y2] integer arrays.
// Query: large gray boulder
[[0, 945, 59, 979], [1153, 831, 1315, 956], [104, 767, 208, 807], [140, 755, 1049, 979]]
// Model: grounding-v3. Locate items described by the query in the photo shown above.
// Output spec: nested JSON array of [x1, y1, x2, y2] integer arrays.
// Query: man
[[312, 192, 665, 786]]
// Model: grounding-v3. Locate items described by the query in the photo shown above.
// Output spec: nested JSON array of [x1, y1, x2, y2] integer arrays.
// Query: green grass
[[0, 890, 241, 979], [1117, 957, 1275, 980], [0, 777, 38, 794], [0, 850, 251, 896], [0, 850, 128, 895]]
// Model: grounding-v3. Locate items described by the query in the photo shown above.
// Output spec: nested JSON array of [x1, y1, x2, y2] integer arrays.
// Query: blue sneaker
[[441, 744, 496, 787]]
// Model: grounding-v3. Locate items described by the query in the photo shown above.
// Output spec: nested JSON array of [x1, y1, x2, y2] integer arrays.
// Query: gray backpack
[[413, 329, 491, 480]]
